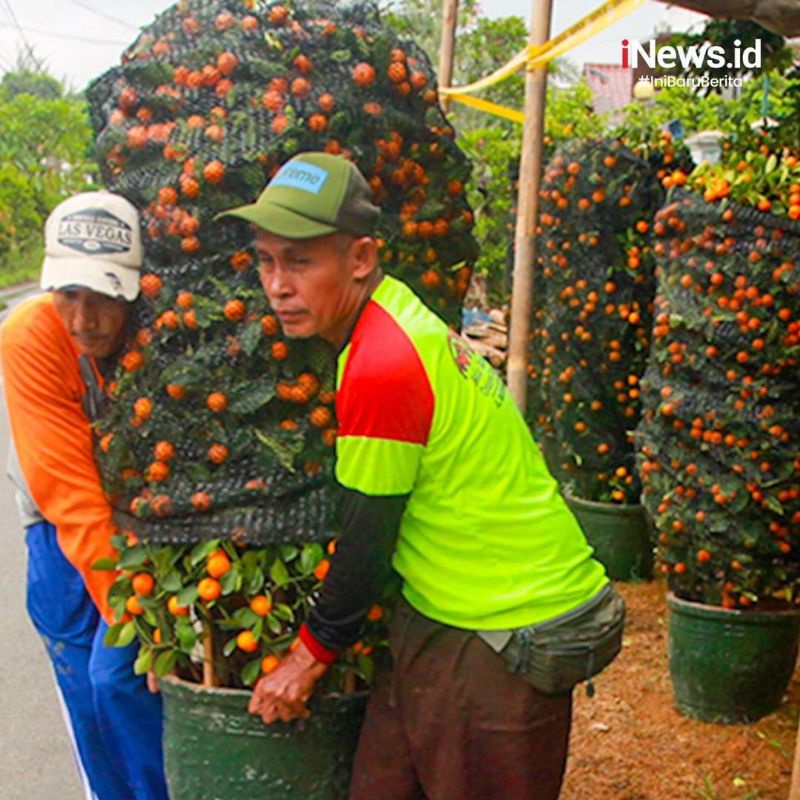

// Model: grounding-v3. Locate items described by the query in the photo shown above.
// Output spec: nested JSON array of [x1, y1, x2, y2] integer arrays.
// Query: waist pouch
[[478, 583, 626, 696]]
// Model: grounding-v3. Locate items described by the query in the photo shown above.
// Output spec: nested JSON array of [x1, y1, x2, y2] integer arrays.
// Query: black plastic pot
[[564, 493, 654, 581], [668, 593, 800, 723]]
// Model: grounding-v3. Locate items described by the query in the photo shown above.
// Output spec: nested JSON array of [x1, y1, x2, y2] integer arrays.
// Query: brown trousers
[[349, 599, 572, 800]]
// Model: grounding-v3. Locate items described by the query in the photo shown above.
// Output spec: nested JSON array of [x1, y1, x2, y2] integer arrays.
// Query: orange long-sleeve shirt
[[1, 293, 118, 622]]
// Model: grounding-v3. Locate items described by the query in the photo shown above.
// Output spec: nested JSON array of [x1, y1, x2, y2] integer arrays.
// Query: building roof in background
[[582, 63, 634, 114]]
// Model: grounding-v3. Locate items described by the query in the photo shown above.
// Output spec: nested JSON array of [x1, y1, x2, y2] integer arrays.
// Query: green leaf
[[230, 380, 275, 415], [270, 559, 290, 587], [241, 657, 262, 687], [134, 648, 153, 675], [765, 153, 778, 174], [116, 621, 137, 648], [241, 320, 263, 357], [246, 567, 266, 596], [221, 568, 241, 595], [104, 622, 125, 647], [176, 619, 198, 651], [254, 428, 302, 471], [160, 572, 183, 593], [92, 557, 118, 571], [279, 544, 299, 561], [764, 496, 784, 515], [272, 603, 294, 623], [190, 539, 221, 566], [300, 543, 324, 576], [154, 650, 177, 677], [223, 637, 238, 657], [118, 546, 148, 570], [177, 584, 200, 607], [267, 614, 283, 634]]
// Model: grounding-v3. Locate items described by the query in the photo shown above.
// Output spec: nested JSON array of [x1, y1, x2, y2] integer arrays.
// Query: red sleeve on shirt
[[337, 299, 434, 445], [0, 294, 119, 623], [299, 623, 339, 665]]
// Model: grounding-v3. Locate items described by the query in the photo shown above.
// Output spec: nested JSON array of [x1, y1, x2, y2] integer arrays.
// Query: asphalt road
[[0, 285, 83, 800]]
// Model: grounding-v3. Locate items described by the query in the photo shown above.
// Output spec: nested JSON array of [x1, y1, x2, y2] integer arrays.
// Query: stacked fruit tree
[[88, 0, 476, 687]]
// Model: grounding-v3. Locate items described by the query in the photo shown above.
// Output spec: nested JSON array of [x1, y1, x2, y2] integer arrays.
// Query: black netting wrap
[[635, 189, 800, 605], [88, 0, 477, 545]]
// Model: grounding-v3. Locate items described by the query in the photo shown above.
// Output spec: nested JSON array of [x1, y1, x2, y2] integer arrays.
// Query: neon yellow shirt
[[336, 276, 607, 629]]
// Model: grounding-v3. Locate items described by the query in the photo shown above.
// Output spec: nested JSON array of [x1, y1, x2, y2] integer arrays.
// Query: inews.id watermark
[[622, 38, 762, 89]]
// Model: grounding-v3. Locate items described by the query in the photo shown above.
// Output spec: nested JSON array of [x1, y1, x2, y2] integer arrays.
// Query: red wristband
[[298, 623, 339, 665]]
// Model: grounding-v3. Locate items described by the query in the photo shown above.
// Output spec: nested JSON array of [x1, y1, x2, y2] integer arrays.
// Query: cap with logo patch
[[218, 152, 380, 238], [40, 191, 143, 302]]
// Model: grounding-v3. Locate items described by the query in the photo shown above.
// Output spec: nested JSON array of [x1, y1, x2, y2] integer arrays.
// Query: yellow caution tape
[[526, 0, 646, 70], [445, 92, 525, 124], [439, 0, 645, 97]]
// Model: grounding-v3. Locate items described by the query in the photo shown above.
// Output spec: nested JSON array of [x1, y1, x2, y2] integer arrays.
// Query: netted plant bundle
[[87, 0, 477, 545], [636, 191, 800, 607], [528, 138, 665, 504]]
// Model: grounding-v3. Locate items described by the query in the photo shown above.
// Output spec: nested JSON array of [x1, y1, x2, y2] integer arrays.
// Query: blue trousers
[[26, 521, 168, 800]]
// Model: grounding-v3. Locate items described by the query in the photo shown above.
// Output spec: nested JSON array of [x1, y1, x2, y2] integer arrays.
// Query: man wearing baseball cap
[[1, 191, 168, 799], [224, 153, 620, 799]]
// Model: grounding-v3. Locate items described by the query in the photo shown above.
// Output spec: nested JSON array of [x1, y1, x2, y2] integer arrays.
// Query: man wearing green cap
[[221, 152, 622, 800]]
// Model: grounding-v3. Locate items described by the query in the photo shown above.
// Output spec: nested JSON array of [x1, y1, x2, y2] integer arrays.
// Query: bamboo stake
[[506, 0, 554, 411], [437, 0, 459, 113], [202, 621, 218, 688]]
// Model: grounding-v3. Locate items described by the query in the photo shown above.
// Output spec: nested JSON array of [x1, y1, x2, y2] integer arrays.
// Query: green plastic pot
[[668, 593, 800, 724], [563, 493, 654, 581], [161, 675, 368, 799]]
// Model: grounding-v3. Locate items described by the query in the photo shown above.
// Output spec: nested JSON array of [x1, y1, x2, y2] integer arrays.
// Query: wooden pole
[[202, 621, 218, 687], [437, 0, 459, 112], [506, 0, 554, 411]]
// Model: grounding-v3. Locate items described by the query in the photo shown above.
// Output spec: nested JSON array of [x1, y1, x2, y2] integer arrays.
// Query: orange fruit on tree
[[134, 397, 153, 419], [271, 341, 288, 360], [352, 62, 376, 86], [167, 595, 190, 616], [261, 654, 281, 674], [207, 552, 231, 578], [132, 572, 155, 597], [166, 383, 186, 400], [314, 559, 331, 580], [125, 595, 144, 615], [191, 491, 212, 511], [250, 595, 272, 617], [146, 461, 170, 482], [208, 444, 229, 464], [309, 406, 333, 428], [203, 160, 225, 184], [261, 314, 278, 335], [140, 273, 162, 298], [236, 630, 259, 653], [207, 392, 228, 413], [198, 577, 222, 602], [216, 51, 239, 75], [224, 299, 246, 321]]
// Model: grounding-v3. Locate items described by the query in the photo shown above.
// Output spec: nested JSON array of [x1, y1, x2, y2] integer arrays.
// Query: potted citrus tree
[[636, 141, 800, 722], [528, 136, 685, 580], [88, 0, 476, 796]]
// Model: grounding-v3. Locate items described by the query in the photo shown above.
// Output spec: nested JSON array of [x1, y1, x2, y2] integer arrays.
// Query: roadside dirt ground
[[561, 579, 799, 800]]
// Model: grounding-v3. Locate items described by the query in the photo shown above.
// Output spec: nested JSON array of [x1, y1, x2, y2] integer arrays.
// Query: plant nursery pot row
[[160, 675, 368, 800], [563, 493, 654, 582]]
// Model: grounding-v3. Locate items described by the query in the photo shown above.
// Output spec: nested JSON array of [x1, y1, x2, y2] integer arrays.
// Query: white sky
[[0, 1, 708, 93]]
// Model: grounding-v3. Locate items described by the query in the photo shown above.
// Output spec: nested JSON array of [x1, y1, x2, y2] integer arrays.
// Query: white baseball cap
[[40, 191, 143, 301]]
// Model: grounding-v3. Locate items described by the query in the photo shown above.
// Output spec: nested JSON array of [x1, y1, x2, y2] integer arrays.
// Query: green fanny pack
[[478, 583, 626, 696]]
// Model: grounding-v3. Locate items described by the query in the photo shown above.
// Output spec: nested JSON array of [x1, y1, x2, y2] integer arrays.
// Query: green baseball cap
[[218, 152, 380, 238]]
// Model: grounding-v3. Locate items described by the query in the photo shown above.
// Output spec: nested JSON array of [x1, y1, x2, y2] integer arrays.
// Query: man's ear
[[350, 236, 378, 280]]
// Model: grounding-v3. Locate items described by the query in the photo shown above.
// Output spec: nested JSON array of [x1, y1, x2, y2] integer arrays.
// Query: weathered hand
[[247, 640, 329, 725]]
